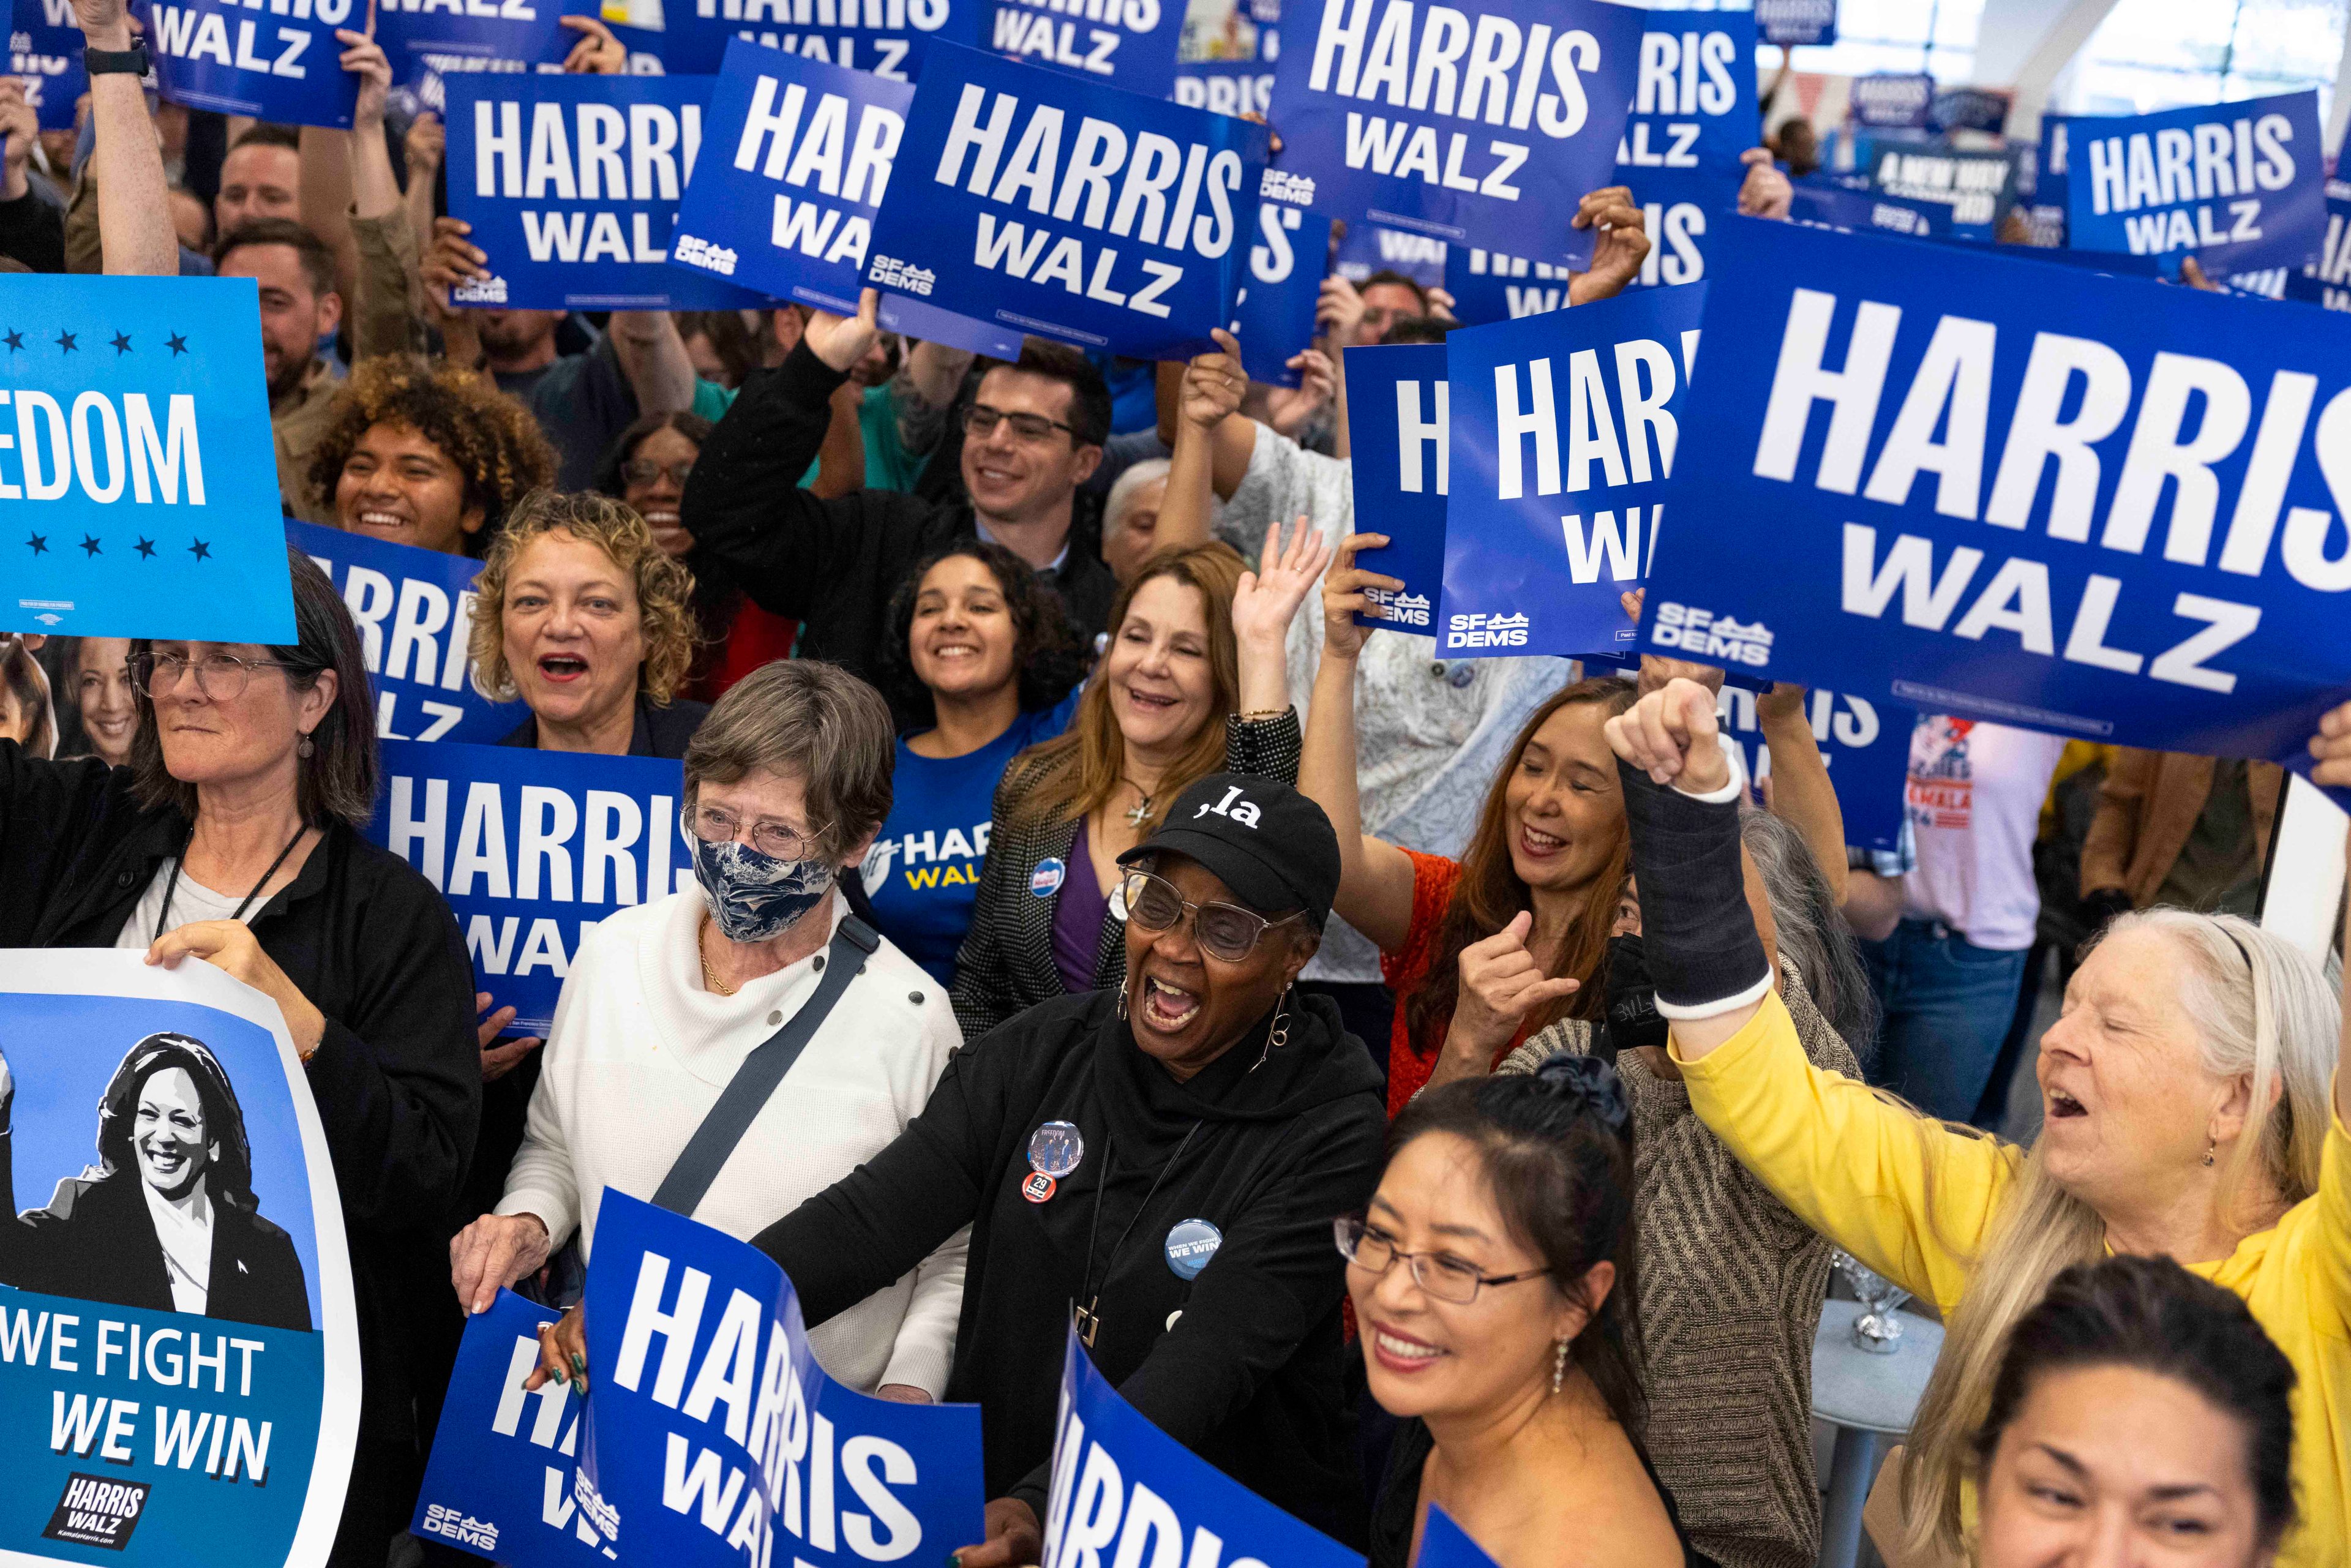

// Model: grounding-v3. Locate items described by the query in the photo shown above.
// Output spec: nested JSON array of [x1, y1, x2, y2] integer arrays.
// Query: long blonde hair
[[1898, 909, 2339, 1561]]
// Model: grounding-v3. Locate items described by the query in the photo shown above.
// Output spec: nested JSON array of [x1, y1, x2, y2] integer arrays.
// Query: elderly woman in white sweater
[[448, 660, 966, 1400]]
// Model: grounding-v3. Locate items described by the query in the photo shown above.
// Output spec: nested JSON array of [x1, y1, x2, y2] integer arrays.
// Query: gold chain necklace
[[698, 924, 736, 996]]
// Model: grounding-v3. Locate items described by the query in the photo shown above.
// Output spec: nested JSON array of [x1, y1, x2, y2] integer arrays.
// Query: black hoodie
[[754, 986, 1386, 1543]]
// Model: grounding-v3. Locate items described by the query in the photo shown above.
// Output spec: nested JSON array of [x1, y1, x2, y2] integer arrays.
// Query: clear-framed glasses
[[683, 802, 830, 862], [1119, 870, 1304, 964], [962, 402, 1079, 446], [1332, 1214, 1549, 1305], [130, 650, 313, 702], [620, 458, 696, 488]]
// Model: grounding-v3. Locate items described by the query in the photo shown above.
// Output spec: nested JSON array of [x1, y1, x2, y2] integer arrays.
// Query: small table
[[1812, 1299, 1944, 1568]]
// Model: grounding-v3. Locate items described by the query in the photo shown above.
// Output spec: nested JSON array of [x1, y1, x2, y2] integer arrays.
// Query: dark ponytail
[[1389, 1053, 1644, 1437]]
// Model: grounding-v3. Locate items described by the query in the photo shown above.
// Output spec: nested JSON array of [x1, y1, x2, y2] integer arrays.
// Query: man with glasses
[[680, 289, 1118, 723]]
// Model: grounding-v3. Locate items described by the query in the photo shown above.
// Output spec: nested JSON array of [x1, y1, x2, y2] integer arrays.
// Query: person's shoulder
[[962, 988, 1110, 1059], [642, 697, 710, 759]]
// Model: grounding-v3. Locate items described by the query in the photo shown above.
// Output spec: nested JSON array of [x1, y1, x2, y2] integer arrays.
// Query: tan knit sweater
[[1499, 967, 1860, 1568]]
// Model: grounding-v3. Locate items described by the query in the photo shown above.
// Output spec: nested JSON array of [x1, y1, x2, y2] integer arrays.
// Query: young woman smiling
[[307, 358, 554, 557]]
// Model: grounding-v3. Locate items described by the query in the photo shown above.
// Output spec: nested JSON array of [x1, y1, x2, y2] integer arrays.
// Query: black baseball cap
[[1117, 773, 1341, 928]]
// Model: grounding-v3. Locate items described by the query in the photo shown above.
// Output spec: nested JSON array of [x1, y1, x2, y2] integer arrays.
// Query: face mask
[[1603, 934, 1668, 1056], [692, 835, 836, 943]]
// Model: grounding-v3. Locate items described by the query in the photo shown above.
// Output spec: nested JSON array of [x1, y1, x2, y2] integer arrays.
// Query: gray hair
[[681, 661, 894, 861], [1104, 458, 1171, 545], [1741, 808, 1877, 1056]]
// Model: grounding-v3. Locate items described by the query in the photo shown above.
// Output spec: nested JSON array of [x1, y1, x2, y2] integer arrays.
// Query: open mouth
[[141, 1141, 190, 1179], [356, 509, 409, 532], [1368, 1324, 1444, 1373], [1123, 686, 1179, 716], [1139, 973, 1201, 1032], [1518, 823, 1565, 858], [537, 654, 590, 684], [89, 713, 135, 741], [2047, 1087, 2088, 1120], [929, 642, 981, 662], [971, 462, 1021, 487]]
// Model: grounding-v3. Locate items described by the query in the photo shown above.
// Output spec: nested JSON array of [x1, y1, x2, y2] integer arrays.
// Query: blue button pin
[[1164, 1218, 1222, 1280]]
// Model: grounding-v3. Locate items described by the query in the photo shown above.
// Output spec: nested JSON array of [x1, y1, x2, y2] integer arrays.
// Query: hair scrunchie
[[1530, 1051, 1631, 1134]]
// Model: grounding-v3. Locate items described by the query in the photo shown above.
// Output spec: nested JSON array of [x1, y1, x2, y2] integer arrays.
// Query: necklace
[[1120, 777, 1156, 828], [698, 923, 737, 996]]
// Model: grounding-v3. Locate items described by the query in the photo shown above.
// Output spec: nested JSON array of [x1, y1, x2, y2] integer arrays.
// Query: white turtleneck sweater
[[497, 889, 967, 1397]]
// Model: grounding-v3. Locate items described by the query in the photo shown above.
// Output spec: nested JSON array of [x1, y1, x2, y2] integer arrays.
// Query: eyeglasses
[[1120, 870, 1304, 964], [132, 651, 314, 701], [620, 458, 696, 488], [683, 803, 830, 862], [963, 403, 1080, 446], [1332, 1215, 1550, 1306]]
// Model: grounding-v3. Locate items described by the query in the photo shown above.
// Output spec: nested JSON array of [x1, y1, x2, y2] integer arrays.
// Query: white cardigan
[[497, 888, 967, 1396]]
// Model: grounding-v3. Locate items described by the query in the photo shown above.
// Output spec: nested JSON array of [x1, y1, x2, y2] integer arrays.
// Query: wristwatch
[[83, 42, 151, 77]]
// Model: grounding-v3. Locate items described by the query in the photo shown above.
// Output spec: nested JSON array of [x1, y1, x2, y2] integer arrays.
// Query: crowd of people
[[3, 2, 2349, 1567]]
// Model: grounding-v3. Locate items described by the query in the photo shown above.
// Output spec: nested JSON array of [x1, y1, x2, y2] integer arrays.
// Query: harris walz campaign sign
[[0, 951, 360, 1567], [656, 0, 977, 79], [11, 0, 88, 130], [1637, 215, 2351, 789], [1229, 201, 1333, 386], [984, 0, 1183, 97], [145, 0, 359, 126], [446, 73, 772, 311], [6, 274, 296, 645], [1343, 342, 1445, 636], [1614, 7, 1756, 178], [863, 44, 1274, 357], [1268, 0, 1643, 262], [1446, 163, 1732, 323]]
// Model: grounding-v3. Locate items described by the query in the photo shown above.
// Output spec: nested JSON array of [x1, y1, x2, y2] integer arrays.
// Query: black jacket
[[0, 743, 481, 1447], [756, 986, 1385, 1544], [496, 693, 711, 759], [680, 343, 1118, 707]]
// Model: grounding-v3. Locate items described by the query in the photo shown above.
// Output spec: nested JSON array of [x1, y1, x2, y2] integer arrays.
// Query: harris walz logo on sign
[[43, 1474, 151, 1550]]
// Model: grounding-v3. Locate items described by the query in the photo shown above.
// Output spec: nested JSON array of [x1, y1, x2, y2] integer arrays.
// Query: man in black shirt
[[680, 289, 1119, 708]]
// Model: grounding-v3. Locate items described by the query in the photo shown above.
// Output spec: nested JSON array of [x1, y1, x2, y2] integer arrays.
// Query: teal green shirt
[[690, 378, 929, 493]]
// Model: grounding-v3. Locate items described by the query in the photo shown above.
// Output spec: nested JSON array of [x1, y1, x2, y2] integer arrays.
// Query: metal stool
[[1812, 1299, 1944, 1568]]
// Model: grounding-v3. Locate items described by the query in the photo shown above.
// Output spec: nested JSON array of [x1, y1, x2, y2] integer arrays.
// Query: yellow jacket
[[1675, 990, 2349, 1566]]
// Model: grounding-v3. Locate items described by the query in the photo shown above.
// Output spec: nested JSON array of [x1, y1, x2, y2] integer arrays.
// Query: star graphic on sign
[[54, 329, 76, 353], [188, 538, 212, 561], [135, 537, 157, 559], [25, 533, 47, 556], [2, 329, 21, 352], [165, 332, 188, 356], [110, 331, 133, 355], [80, 535, 102, 557]]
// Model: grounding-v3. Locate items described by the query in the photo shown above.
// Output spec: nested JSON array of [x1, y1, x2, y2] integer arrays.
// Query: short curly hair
[[467, 490, 700, 705], [875, 541, 1089, 729], [306, 358, 555, 550]]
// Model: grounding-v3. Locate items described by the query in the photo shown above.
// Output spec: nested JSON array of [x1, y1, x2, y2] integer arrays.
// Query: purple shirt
[[1051, 825, 1111, 995]]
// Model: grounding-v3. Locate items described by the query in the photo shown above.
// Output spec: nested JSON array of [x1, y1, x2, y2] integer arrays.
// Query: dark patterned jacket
[[947, 711, 1302, 1039]]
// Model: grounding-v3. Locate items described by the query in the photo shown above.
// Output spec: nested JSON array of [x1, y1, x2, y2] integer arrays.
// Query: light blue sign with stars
[[2, 273, 296, 643]]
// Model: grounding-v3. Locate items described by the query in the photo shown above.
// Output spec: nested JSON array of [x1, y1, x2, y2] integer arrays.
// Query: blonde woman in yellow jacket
[[1600, 678, 2349, 1568]]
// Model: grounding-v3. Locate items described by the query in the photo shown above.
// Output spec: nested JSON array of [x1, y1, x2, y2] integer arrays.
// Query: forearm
[[1841, 869, 1905, 943], [1161, 408, 1221, 556], [1210, 412, 1258, 500], [610, 310, 696, 416], [306, 1017, 479, 1222], [1330, 355, 1350, 460], [810, 382, 866, 498], [350, 208, 424, 362], [298, 126, 361, 306], [904, 337, 973, 411], [89, 68, 174, 276], [349, 120, 400, 222], [1760, 706, 1848, 904], [1299, 651, 1365, 849], [876, 1225, 968, 1398], [1235, 633, 1291, 717]]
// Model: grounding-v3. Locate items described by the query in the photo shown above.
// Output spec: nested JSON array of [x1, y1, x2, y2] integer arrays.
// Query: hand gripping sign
[[1267, 0, 1644, 263], [1637, 215, 2351, 797]]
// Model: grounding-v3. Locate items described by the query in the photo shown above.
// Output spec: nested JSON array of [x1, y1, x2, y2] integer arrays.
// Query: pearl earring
[[1551, 1336, 1570, 1395]]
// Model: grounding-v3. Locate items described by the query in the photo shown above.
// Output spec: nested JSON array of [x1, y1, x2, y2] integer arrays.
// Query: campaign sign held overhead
[[1344, 342, 1445, 634], [1715, 686, 1911, 852], [1622, 164, 1735, 291], [1615, 8, 1757, 177], [863, 44, 1272, 358], [1267, 0, 1644, 262], [657, 0, 975, 78], [1637, 216, 2351, 785], [10, 0, 87, 131], [2064, 91, 2325, 297], [1445, 244, 1572, 324], [1442, 285, 1704, 659], [1848, 73, 1931, 130], [1174, 58, 1273, 119], [1041, 1330, 1363, 1568], [147, 0, 361, 126], [446, 73, 772, 311], [5, 274, 295, 643], [985, 0, 1183, 97], [1864, 141, 2015, 241], [0, 950, 361, 1567], [374, 0, 571, 86], [1754, 0, 1834, 48], [573, 1193, 988, 1568], [2284, 177, 2351, 312], [1332, 220, 1444, 288], [672, 40, 911, 313], [1231, 203, 1333, 386]]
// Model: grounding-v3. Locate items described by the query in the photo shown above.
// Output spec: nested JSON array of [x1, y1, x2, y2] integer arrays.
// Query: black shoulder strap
[[651, 914, 883, 1218]]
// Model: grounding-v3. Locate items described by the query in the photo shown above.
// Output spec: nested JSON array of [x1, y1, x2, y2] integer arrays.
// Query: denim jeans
[[1860, 918, 2033, 1127]]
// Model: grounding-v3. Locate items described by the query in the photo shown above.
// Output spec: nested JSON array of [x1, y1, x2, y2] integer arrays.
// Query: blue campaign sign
[[1445, 243, 1571, 324], [1788, 175, 1954, 242], [879, 294, 1027, 357], [2285, 176, 2351, 313], [366, 740, 690, 1035], [1231, 201, 1332, 386], [672, 40, 913, 313], [10, 0, 86, 131], [0, 949, 361, 1567], [863, 44, 1271, 358], [2065, 91, 2326, 297], [984, 0, 1183, 98], [1714, 686, 1912, 852], [1415, 1506, 1498, 1568], [576, 1193, 988, 1568], [1636, 215, 2351, 788], [4, 274, 296, 645], [148, 0, 361, 127], [1930, 86, 2009, 137], [1848, 73, 1932, 130], [375, 0, 571, 87], [1174, 58, 1272, 119], [1441, 285, 1704, 659], [1862, 139, 2015, 241], [1041, 1330, 1363, 1568], [287, 520, 527, 745], [1616, 9, 1757, 178], [1267, 0, 1645, 262], [1344, 342, 1445, 634], [1624, 163, 1737, 291], [657, 0, 977, 79], [446, 73, 774, 312], [1754, 0, 1833, 48], [1332, 219, 1444, 288]]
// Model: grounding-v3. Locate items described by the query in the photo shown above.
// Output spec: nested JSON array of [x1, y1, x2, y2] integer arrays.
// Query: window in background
[[2064, 0, 2347, 121], [1778, 0, 1984, 82]]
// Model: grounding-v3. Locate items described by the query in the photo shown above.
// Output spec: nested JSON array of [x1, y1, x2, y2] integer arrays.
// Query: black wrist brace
[[1615, 759, 1772, 1018]]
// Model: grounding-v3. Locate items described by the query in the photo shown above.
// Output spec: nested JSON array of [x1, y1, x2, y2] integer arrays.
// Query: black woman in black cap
[[529, 771, 1386, 1553]]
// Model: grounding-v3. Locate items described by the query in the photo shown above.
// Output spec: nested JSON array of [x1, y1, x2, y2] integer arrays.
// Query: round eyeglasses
[[1120, 870, 1305, 963], [682, 803, 830, 862], [131, 651, 315, 702]]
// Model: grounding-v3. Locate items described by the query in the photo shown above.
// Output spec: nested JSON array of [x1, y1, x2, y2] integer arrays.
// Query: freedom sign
[[1715, 686, 1912, 853], [672, 40, 910, 312], [1344, 342, 1445, 636], [367, 740, 690, 1035], [1441, 285, 1703, 659], [1754, 0, 1833, 48], [1615, 8, 1757, 178], [2287, 178, 2351, 313], [288, 521, 525, 744], [1040, 1330, 1362, 1568], [2064, 91, 2325, 298], [4, 274, 295, 644], [10, 0, 86, 131], [1231, 203, 1333, 387], [569, 1193, 988, 1568], [863, 44, 1272, 358], [1267, 0, 1644, 262], [0, 950, 361, 1567], [1637, 216, 2351, 786], [446, 73, 773, 311], [657, 0, 976, 79], [984, 0, 1184, 97], [148, 0, 361, 127]]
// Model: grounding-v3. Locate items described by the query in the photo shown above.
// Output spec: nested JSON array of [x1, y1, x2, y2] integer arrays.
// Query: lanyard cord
[[1073, 1120, 1204, 1345], [156, 825, 309, 945]]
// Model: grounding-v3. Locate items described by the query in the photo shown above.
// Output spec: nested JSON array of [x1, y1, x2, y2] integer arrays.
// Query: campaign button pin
[[1164, 1218, 1222, 1279], [1022, 1171, 1057, 1203], [1031, 857, 1067, 898], [1028, 1120, 1084, 1177]]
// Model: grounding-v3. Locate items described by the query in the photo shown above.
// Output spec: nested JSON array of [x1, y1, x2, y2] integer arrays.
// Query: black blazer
[[497, 693, 711, 759], [947, 710, 1303, 1040], [0, 1147, 312, 1332]]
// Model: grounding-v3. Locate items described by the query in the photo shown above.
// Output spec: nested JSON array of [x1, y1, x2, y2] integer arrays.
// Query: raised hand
[[0, 83, 34, 201], [1446, 910, 1583, 1059], [1568, 186, 1650, 306], [422, 215, 490, 308], [1180, 328, 1250, 429], [405, 111, 445, 181], [69, 0, 132, 48], [1316, 272, 1366, 346], [1232, 514, 1332, 652], [1620, 588, 1727, 698], [337, 29, 393, 132], [803, 288, 882, 373], [1266, 347, 1335, 439], [1321, 532, 1400, 661], [2309, 699, 2351, 788], [1607, 677, 1733, 794], [1737, 146, 1793, 220], [559, 14, 629, 73]]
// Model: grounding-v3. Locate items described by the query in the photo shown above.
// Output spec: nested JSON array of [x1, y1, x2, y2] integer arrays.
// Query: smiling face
[[1104, 575, 1217, 763], [1502, 703, 1625, 896], [336, 421, 484, 555], [1348, 1131, 1595, 1420], [148, 640, 334, 795], [1979, 1364, 2273, 1568], [623, 425, 700, 558], [74, 637, 138, 767], [133, 1066, 214, 1202], [958, 366, 1100, 525], [909, 553, 1020, 704], [501, 528, 647, 743], [1121, 854, 1310, 1079]]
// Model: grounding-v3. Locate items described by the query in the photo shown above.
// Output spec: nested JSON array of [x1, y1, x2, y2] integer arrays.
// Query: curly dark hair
[[875, 542, 1089, 730], [95, 1032, 260, 1214], [304, 358, 556, 553]]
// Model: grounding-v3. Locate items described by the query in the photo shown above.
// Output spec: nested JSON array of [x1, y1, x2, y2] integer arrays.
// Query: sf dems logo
[[1651, 601, 1773, 666], [44, 1474, 149, 1551]]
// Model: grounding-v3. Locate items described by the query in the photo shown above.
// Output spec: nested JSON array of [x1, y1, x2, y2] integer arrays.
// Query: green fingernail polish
[[571, 1352, 586, 1373]]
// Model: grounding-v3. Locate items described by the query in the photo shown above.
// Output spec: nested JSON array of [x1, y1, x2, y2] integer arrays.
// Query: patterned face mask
[[691, 835, 836, 943]]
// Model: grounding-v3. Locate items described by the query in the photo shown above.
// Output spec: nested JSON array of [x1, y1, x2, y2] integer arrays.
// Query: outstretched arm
[[80, 0, 174, 276], [1299, 535, 1419, 951]]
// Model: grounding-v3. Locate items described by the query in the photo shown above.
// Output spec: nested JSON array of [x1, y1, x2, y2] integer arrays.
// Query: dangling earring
[[2202, 1135, 2217, 1168], [1550, 1337, 1570, 1395], [1268, 985, 1292, 1051], [298, 733, 315, 759]]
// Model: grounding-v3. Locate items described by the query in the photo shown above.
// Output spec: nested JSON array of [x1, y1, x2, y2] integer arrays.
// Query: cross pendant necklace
[[1121, 778, 1155, 828]]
